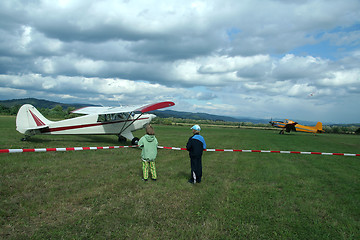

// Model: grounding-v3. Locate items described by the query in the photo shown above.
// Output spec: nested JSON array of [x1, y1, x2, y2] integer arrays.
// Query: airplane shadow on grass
[[21, 135, 132, 145]]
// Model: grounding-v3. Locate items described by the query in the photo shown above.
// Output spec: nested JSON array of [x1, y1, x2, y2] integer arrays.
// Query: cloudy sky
[[1, 0, 359, 123]]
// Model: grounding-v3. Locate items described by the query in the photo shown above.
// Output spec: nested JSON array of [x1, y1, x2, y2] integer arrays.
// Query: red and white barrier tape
[[0, 145, 359, 157], [0, 145, 136, 154], [158, 146, 360, 157]]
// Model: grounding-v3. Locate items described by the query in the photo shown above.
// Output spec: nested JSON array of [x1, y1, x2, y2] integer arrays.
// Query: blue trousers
[[190, 156, 202, 183]]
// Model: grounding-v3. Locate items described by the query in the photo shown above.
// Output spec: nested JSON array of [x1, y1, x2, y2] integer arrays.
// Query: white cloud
[[272, 54, 329, 80], [198, 55, 269, 74], [318, 69, 360, 87], [19, 25, 32, 50], [74, 58, 105, 75]]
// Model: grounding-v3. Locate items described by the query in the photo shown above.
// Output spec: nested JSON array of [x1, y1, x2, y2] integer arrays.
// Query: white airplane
[[16, 101, 175, 144]]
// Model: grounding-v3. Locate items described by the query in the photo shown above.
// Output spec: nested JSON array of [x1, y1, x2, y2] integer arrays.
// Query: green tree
[[0, 104, 10, 115], [355, 128, 360, 135], [10, 105, 21, 115], [53, 105, 63, 112]]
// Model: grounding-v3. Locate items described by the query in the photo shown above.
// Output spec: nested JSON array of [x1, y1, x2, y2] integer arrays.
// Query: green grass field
[[1, 115, 360, 239]]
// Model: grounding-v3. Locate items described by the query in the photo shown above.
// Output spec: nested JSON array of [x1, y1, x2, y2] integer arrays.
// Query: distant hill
[[151, 110, 269, 124], [0, 98, 97, 109]]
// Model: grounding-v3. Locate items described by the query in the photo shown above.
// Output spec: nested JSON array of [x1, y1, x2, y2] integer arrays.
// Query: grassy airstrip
[[1, 115, 360, 239]]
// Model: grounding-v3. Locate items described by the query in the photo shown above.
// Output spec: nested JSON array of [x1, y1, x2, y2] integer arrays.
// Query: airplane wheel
[[118, 136, 127, 142], [131, 137, 139, 145], [21, 136, 30, 141]]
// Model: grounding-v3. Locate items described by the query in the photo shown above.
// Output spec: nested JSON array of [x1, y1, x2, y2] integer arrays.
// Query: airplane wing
[[72, 101, 175, 115]]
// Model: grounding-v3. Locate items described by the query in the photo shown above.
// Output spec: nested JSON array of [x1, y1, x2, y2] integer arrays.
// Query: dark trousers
[[190, 156, 202, 183]]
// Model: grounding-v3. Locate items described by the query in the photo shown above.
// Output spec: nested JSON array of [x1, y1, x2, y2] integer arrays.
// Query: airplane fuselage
[[36, 113, 154, 135]]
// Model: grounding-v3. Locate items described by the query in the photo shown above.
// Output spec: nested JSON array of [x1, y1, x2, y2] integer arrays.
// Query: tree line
[[0, 104, 79, 119], [1, 104, 359, 134]]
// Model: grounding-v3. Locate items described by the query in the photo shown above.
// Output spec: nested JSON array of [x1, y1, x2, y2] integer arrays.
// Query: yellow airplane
[[269, 119, 324, 134]]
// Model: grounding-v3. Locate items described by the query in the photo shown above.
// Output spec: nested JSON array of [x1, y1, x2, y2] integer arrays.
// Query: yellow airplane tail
[[315, 122, 324, 133]]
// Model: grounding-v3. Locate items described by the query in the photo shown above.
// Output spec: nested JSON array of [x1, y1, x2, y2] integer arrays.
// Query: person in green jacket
[[138, 124, 158, 181]]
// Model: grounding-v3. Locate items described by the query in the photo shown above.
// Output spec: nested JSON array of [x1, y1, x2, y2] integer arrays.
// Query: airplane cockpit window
[[97, 113, 131, 122], [117, 113, 130, 119], [97, 115, 106, 122]]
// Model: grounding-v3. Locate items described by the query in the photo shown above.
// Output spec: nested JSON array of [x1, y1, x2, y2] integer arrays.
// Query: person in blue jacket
[[186, 125, 206, 184]]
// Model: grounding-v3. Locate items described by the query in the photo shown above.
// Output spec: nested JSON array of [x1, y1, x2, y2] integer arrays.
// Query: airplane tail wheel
[[131, 137, 139, 145], [21, 136, 30, 141]]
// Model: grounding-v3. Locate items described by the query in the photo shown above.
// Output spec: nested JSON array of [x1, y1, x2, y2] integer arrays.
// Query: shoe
[[188, 179, 194, 184], [151, 178, 157, 181], [142, 178, 148, 182]]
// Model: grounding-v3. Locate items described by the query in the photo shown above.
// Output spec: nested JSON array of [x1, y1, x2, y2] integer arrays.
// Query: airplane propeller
[[269, 118, 275, 126]]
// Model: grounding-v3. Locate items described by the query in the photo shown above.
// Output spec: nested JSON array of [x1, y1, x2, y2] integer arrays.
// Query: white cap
[[190, 125, 201, 131]]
